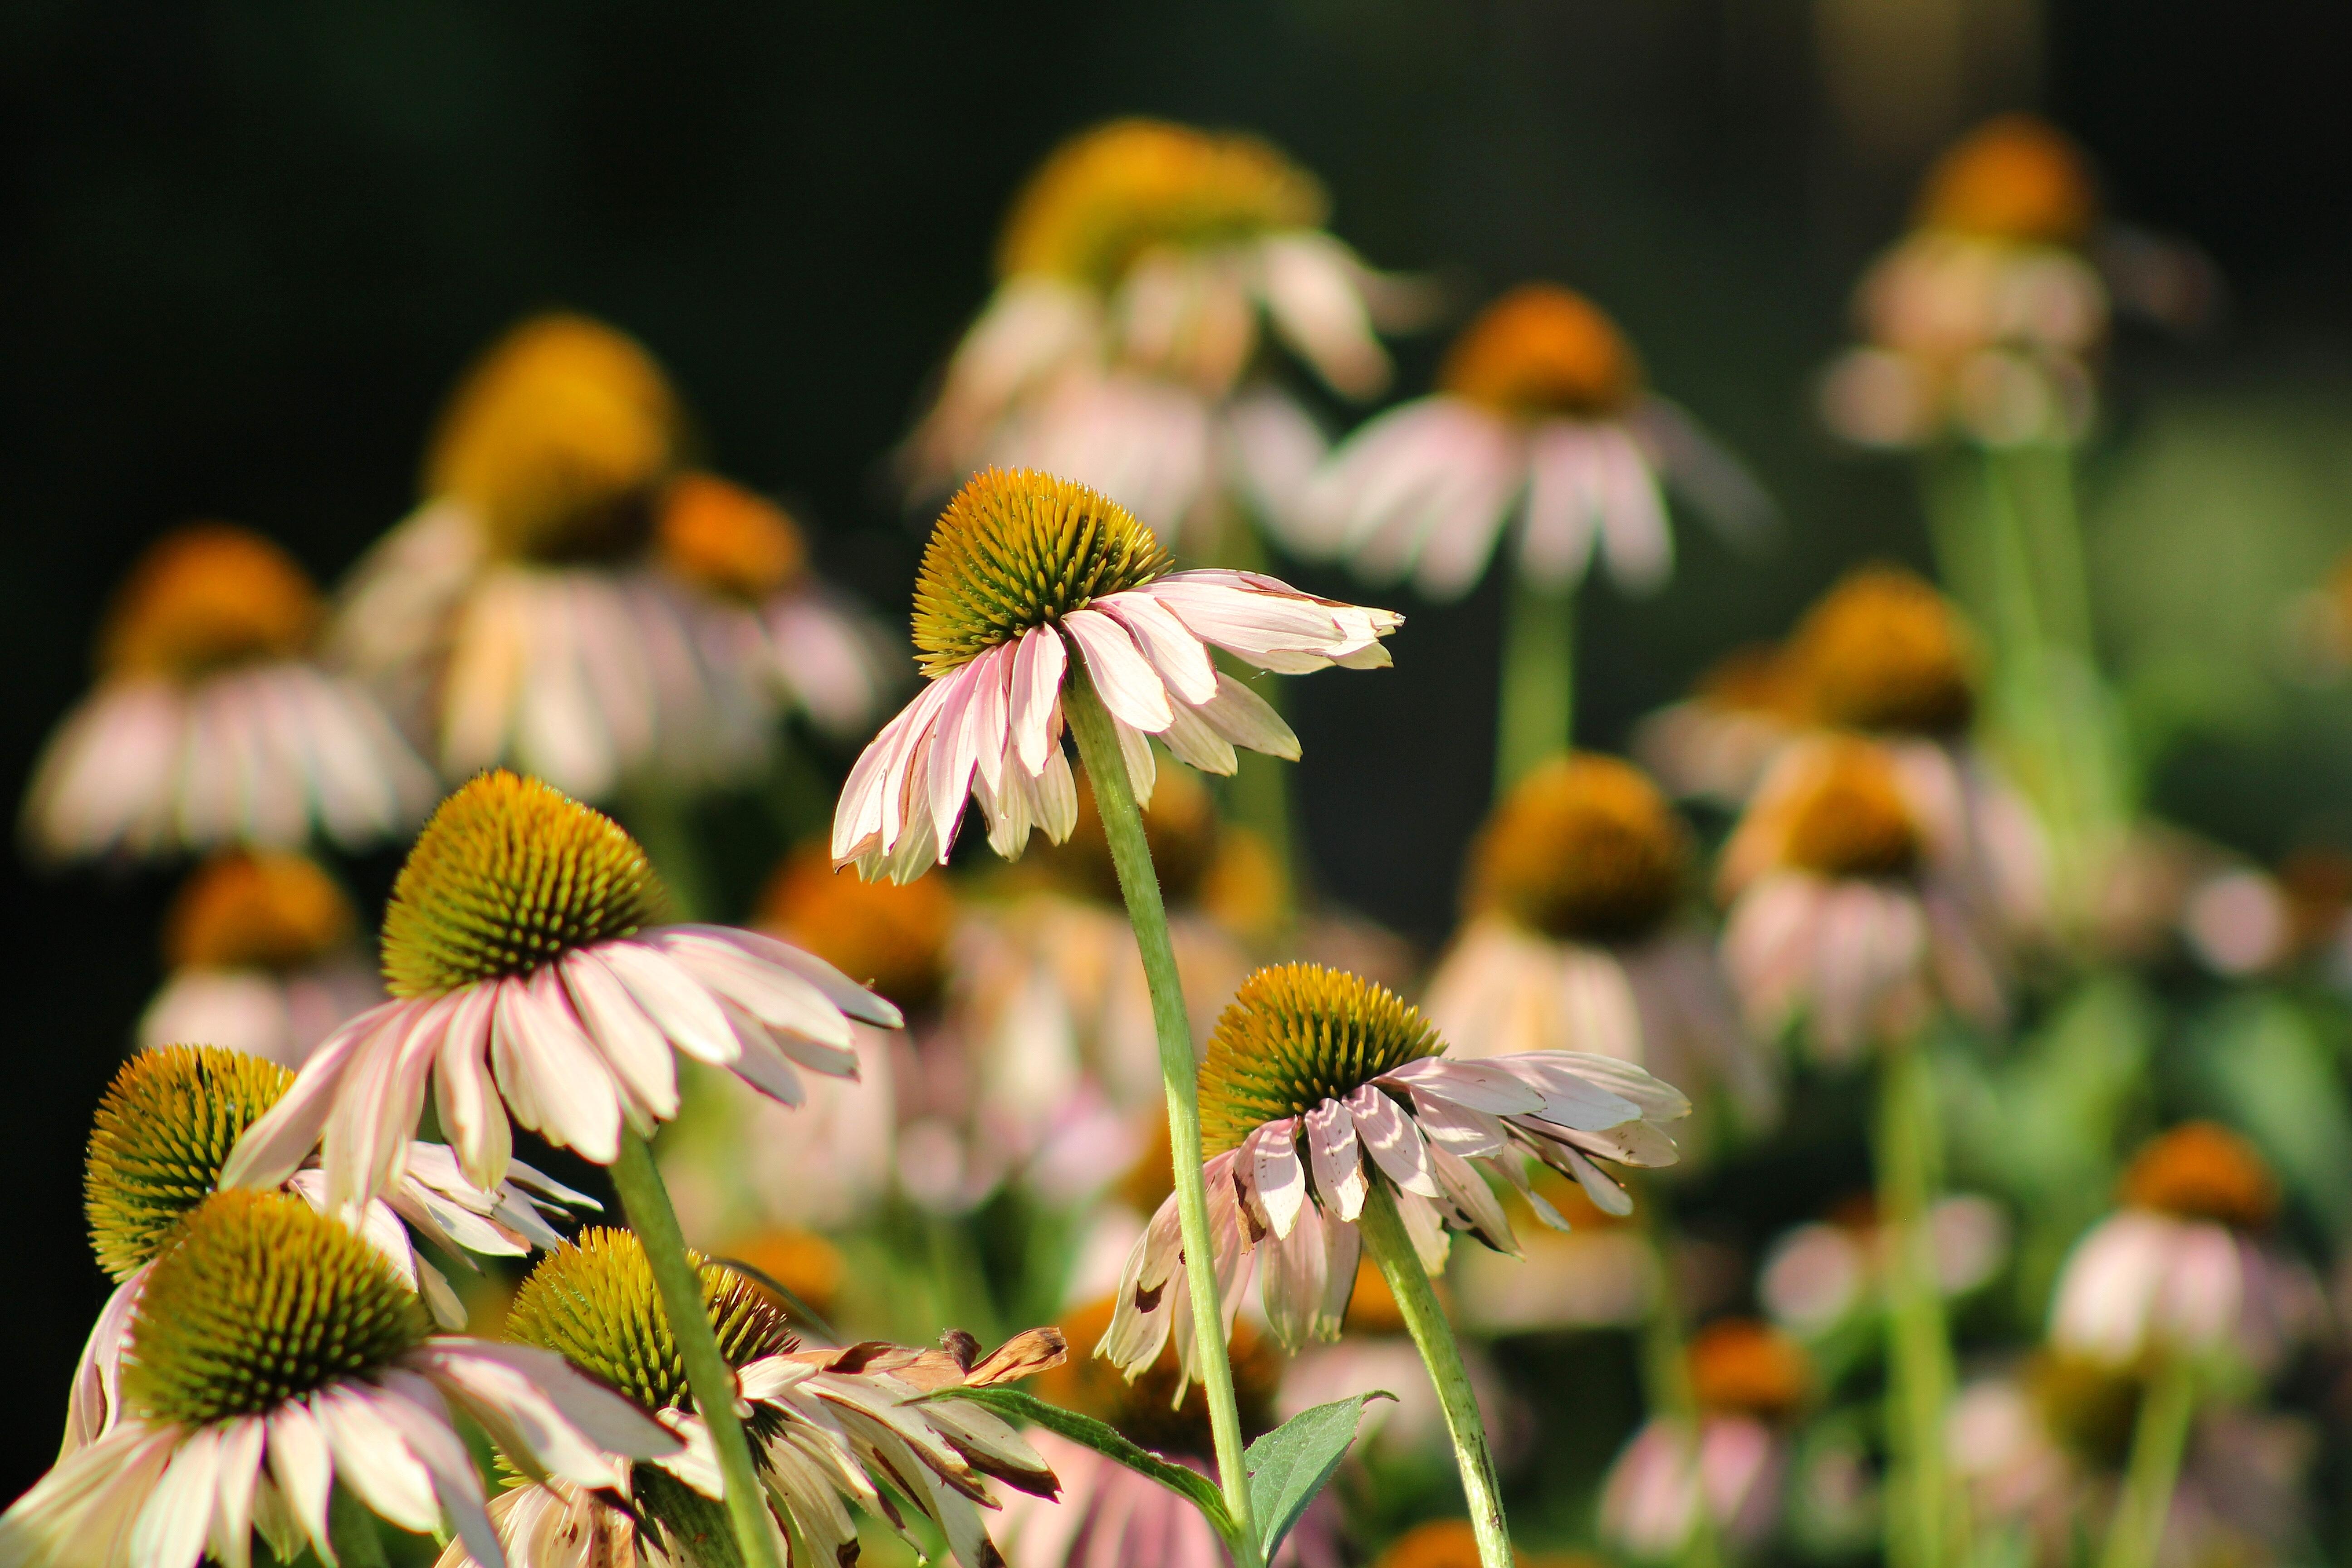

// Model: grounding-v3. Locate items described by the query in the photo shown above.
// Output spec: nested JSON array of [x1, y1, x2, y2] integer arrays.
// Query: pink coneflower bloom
[[1102, 963, 1689, 1384], [332, 315, 779, 802], [1819, 115, 2219, 451], [69, 1044, 593, 1454], [1632, 643, 1811, 808], [905, 119, 1410, 553], [1599, 1320, 1810, 1560], [221, 770, 900, 1212], [136, 851, 379, 1070], [3, 1191, 675, 1568], [436, 1230, 1064, 1568], [998, 1299, 1340, 1568], [654, 472, 903, 741], [21, 524, 434, 862], [1425, 752, 1777, 1144], [1291, 283, 1771, 602], [831, 469, 1399, 884], [2049, 1124, 2322, 1374], [1717, 734, 2018, 1058]]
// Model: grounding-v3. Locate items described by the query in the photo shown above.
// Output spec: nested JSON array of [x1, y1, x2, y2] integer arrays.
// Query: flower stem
[[2099, 1353, 2197, 1568], [1063, 676, 1264, 1567], [1495, 566, 1575, 798], [611, 1129, 785, 1568], [1359, 1181, 1512, 1568], [1874, 1031, 1961, 1568]]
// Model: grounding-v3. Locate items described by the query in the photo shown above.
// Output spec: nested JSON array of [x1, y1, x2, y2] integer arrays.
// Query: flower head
[[224, 770, 899, 1209], [1469, 753, 1689, 945], [98, 525, 323, 682], [834, 470, 1397, 883], [425, 313, 681, 564], [85, 1047, 294, 1284], [4, 1190, 676, 1568], [1788, 565, 1977, 736], [1440, 284, 1644, 421], [470, 1230, 1064, 1568], [998, 119, 1327, 292], [162, 851, 356, 974], [1686, 1319, 1809, 1421], [21, 525, 433, 860], [1298, 282, 1770, 602], [2116, 1122, 2278, 1232], [1105, 964, 1689, 1382], [1914, 114, 2098, 247], [657, 472, 808, 603]]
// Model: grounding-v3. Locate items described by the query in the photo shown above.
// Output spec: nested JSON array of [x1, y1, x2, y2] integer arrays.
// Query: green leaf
[[913, 1385, 1235, 1540], [1244, 1391, 1395, 1559]]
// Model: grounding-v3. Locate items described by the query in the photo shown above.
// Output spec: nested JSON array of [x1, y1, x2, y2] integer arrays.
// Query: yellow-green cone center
[[382, 771, 669, 997], [86, 1045, 294, 1283], [122, 1191, 429, 1425], [505, 1228, 795, 1415], [910, 469, 1171, 680], [1198, 964, 1442, 1156]]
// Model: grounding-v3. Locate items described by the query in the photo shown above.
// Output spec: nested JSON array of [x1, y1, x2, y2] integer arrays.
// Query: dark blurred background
[[6, 0, 2352, 1502]]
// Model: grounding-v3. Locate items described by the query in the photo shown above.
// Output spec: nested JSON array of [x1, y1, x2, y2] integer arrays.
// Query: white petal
[[1251, 1117, 1307, 1240], [1304, 1099, 1366, 1221], [1061, 611, 1174, 732], [1346, 1084, 1440, 1198]]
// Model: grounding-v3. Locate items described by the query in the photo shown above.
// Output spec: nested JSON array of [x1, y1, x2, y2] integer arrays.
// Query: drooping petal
[[1304, 1099, 1367, 1221]]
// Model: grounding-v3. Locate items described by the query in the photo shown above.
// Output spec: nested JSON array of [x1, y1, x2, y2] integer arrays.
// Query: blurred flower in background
[[1296, 283, 1772, 601], [21, 523, 434, 861], [135, 848, 378, 1068], [904, 118, 1416, 557]]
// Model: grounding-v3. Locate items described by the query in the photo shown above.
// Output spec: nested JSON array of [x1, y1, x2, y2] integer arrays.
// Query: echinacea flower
[[1717, 734, 2013, 1057], [332, 314, 771, 801], [1632, 642, 1810, 808], [906, 119, 1412, 552], [21, 524, 434, 861], [996, 1298, 1340, 1568], [1599, 1319, 1811, 1560], [832, 468, 1399, 884], [434, 1229, 1064, 1568], [1102, 963, 1690, 1384], [222, 769, 901, 1211], [1424, 752, 1776, 1142], [2049, 1123, 2322, 1374], [1818, 115, 2218, 451], [3, 1190, 676, 1568], [137, 851, 379, 1069], [1757, 1192, 2010, 1339], [655, 471, 903, 740], [1293, 283, 1771, 601], [68, 1044, 593, 1452]]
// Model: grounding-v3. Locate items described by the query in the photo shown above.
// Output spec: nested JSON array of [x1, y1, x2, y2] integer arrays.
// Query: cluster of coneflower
[[10, 103, 2317, 1568]]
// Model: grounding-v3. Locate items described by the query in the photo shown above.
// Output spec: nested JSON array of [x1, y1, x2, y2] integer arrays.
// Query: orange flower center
[[657, 472, 807, 603], [99, 524, 322, 682], [1775, 741, 1922, 880], [1791, 564, 1977, 735], [2117, 1121, 2278, 1229], [1472, 753, 1688, 943], [1687, 1318, 1810, 1419], [163, 851, 356, 972], [995, 118, 1327, 291], [1693, 642, 1808, 719], [1439, 284, 1643, 420], [425, 313, 679, 564], [759, 843, 955, 1012], [1914, 114, 2098, 247], [1031, 1297, 1279, 1456]]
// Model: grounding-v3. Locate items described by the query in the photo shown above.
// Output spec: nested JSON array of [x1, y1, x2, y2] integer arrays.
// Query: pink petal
[[1062, 611, 1174, 732], [1304, 1099, 1366, 1221]]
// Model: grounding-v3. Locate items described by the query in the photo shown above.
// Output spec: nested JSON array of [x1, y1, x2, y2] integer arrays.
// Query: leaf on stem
[[1245, 1391, 1396, 1559]]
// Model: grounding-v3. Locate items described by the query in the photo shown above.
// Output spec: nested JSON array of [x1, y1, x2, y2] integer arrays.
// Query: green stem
[[1063, 678, 1264, 1567], [1921, 447, 1996, 638], [611, 1130, 785, 1568], [1359, 1183, 1512, 1568], [1636, 1200, 1723, 1568], [1874, 1032, 1961, 1568], [2099, 1356, 2198, 1568], [327, 1484, 392, 1568], [1495, 567, 1575, 798], [2005, 442, 2094, 660]]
